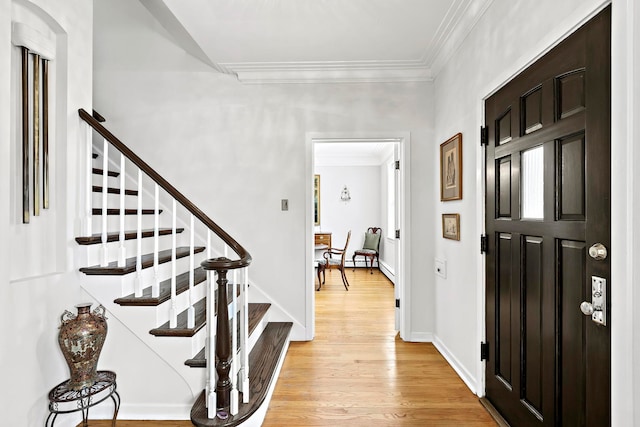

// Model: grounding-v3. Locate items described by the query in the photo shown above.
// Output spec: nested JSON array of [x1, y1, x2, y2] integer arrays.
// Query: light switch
[[435, 258, 446, 279], [281, 199, 289, 211]]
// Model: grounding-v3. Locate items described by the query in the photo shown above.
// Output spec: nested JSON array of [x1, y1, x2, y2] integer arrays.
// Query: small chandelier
[[340, 185, 351, 202]]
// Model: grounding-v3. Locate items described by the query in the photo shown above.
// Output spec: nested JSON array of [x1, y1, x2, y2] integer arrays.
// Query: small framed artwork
[[440, 133, 462, 201], [442, 213, 460, 240], [314, 174, 321, 226]]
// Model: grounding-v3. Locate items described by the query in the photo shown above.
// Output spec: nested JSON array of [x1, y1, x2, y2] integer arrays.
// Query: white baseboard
[[90, 403, 191, 420], [432, 335, 478, 395], [406, 331, 433, 342], [378, 260, 395, 283]]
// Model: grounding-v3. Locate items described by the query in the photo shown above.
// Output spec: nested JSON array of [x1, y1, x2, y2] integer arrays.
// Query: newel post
[[214, 262, 231, 416]]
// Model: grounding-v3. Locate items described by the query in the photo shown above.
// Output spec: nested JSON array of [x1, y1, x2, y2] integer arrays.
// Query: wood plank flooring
[[80, 269, 497, 426], [262, 269, 497, 427]]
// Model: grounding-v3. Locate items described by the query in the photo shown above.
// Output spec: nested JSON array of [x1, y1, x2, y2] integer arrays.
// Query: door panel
[[484, 6, 610, 426], [558, 133, 586, 220], [559, 239, 587, 427], [523, 235, 543, 416], [496, 232, 514, 386]]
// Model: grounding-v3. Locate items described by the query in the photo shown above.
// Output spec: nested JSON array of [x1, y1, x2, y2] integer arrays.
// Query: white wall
[[314, 164, 381, 265], [1, 0, 93, 425], [93, 0, 436, 342], [432, 0, 640, 422]]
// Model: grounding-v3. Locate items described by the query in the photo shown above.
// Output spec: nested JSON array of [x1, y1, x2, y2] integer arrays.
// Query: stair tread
[[114, 267, 206, 306], [92, 168, 119, 177], [149, 297, 207, 337], [79, 246, 205, 275], [75, 228, 184, 245], [92, 208, 162, 215], [190, 322, 293, 427], [184, 302, 272, 368], [92, 185, 138, 196], [149, 286, 247, 337]]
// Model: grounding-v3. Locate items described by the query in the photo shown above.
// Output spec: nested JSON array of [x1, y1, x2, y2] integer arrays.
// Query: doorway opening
[[304, 132, 411, 341]]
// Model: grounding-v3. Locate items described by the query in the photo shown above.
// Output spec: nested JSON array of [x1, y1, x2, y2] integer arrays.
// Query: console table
[[46, 370, 120, 427], [314, 232, 332, 251]]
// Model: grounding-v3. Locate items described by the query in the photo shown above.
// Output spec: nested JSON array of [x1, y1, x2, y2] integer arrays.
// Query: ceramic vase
[[58, 303, 108, 390]]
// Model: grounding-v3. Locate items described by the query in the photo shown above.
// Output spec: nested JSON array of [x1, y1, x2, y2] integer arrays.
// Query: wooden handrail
[[79, 108, 251, 270]]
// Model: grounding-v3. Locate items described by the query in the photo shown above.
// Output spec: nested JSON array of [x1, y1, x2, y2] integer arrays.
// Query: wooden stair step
[[185, 303, 271, 368], [92, 167, 119, 177], [92, 208, 162, 215], [75, 227, 184, 245], [114, 267, 206, 306], [190, 322, 293, 427], [92, 185, 138, 196], [149, 297, 207, 337], [148, 285, 243, 336], [79, 246, 205, 275]]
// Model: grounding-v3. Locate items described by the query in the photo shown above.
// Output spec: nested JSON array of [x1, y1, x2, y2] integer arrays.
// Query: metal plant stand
[[46, 370, 119, 427]]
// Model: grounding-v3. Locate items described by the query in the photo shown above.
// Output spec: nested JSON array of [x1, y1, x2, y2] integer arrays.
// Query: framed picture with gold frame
[[314, 174, 321, 225], [442, 213, 460, 240], [440, 133, 462, 201]]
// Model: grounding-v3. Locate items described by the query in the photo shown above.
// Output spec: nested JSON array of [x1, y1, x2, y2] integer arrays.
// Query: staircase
[[76, 109, 292, 426]]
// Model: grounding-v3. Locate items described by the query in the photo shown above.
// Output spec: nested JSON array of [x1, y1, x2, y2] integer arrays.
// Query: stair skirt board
[[190, 322, 293, 427]]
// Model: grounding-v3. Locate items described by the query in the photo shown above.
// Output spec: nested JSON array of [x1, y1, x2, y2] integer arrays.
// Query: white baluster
[[100, 139, 109, 266], [85, 124, 93, 236], [187, 214, 195, 329], [152, 183, 160, 298], [170, 199, 177, 328], [118, 153, 126, 267], [230, 268, 239, 415], [134, 169, 143, 297], [206, 259, 217, 419], [240, 267, 249, 402]]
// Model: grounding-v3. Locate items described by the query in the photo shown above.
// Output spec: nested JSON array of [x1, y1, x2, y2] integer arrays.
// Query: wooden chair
[[316, 231, 351, 291], [352, 227, 382, 274]]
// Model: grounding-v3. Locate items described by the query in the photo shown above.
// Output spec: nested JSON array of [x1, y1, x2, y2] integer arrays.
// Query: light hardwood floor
[[82, 269, 496, 426]]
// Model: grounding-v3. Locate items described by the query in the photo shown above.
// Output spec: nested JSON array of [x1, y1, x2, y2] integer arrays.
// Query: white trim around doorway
[[305, 131, 411, 341]]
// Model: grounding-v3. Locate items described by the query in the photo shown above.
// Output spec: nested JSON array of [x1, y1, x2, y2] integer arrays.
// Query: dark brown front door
[[484, 6, 610, 426]]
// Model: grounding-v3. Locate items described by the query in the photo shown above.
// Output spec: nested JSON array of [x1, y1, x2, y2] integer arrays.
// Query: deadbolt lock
[[580, 276, 606, 326]]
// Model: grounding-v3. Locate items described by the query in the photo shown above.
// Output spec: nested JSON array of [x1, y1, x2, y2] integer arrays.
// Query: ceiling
[[141, 0, 493, 83]]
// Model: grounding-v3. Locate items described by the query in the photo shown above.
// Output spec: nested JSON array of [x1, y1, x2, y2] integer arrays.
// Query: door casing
[[305, 131, 411, 341]]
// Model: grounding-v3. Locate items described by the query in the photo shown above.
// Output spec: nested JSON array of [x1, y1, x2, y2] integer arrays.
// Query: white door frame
[[305, 131, 411, 341]]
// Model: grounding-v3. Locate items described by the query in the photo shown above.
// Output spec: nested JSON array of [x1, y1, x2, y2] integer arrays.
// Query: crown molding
[[223, 60, 432, 84], [428, 0, 495, 78], [147, 0, 494, 84]]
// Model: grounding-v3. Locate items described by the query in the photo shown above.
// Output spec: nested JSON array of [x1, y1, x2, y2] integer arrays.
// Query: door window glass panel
[[521, 146, 544, 219]]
